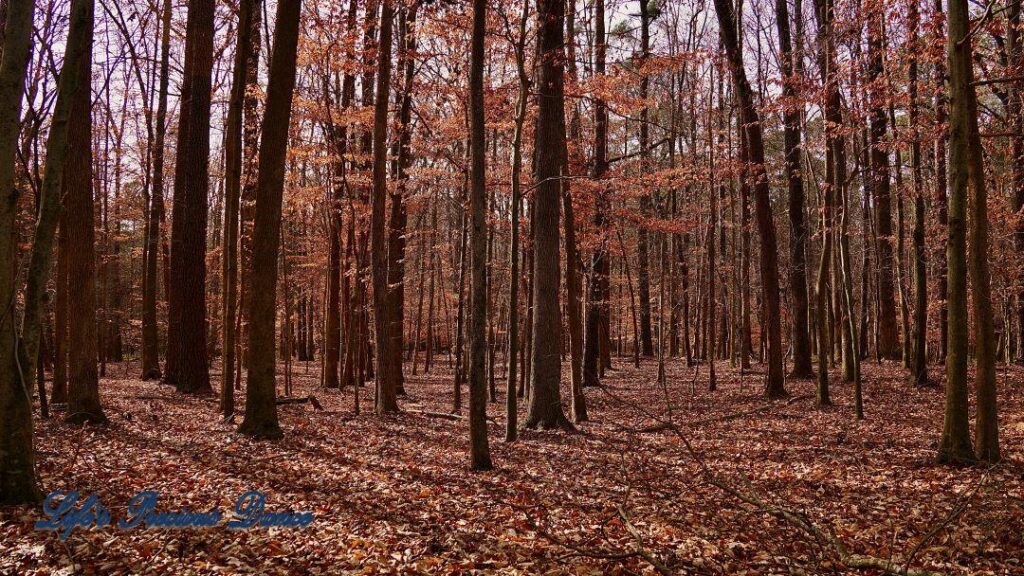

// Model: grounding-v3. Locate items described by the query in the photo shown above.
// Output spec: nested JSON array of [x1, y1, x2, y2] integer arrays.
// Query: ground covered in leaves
[[1, 358, 1023, 575]]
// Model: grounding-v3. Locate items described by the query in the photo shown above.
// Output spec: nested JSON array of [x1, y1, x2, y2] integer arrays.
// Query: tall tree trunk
[[777, 0, 812, 378], [388, 3, 417, 397], [812, 0, 843, 405], [468, 0, 493, 469], [64, 0, 105, 425], [565, 0, 586, 422], [237, 0, 302, 439], [933, 0, 949, 363], [237, 0, 263, 381], [221, 0, 257, 415], [909, 0, 929, 387], [370, 0, 398, 414], [526, 0, 572, 430], [165, 0, 216, 393], [939, 0, 977, 464], [1007, 0, 1024, 364], [636, 0, 653, 357], [707, 74, 718, 391], [713, 0, 787, 398], [3, 0, 92, 504], [52, 218, 67, 403], [506, 0, 529, 441], [584, 0, 608, 388], [964, 12, 999, 464], [0, 0, 37, 505], [868, 5, 899, 361], [141, 0, 172, 381]]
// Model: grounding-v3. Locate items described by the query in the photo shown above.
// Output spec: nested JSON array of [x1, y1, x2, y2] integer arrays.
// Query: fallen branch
[[615, 504, 673, 575], [637, 394, 811, 433], [276, 395, 324, 410], [406, 409, 497, 424]]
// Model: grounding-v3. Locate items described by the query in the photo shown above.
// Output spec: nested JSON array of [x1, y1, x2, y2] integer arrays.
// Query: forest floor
[[1, 358, 1023, 575]]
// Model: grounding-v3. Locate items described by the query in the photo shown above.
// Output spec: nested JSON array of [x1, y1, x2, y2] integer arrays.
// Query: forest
[[0, 0, 1023, 572]]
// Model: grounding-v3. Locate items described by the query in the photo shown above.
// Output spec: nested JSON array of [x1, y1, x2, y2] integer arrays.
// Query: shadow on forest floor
[[2, 357, 1023, 574]]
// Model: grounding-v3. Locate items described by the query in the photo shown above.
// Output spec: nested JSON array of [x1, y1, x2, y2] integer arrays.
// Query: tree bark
[[565, 0, 586, 423], [0, 0, 37, 505], [387, 3, 417, 397], [939, 0, 977, 464], [221, 0, 257, 415], [140, 0, 171, 381], [909, 0, 929, 387], [713, 0, 787, 397], [636, 0, 653, 358], [867, 6, 899, 361], [584, 0, 608, 389], [526, 0, 572, 430], [236, 0, 303, 439], [370, 0, 399, 414], [506, 0, 529, 441], [777, 0, 812, 378], [165, 0, 216, 394], [64, 0, 105, 425], [468, 0, 493, 469]]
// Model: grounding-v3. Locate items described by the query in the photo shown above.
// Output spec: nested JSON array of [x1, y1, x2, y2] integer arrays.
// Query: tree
[[2, 0, 93, 503], [908, 0, 929, 387], [165, 0, 215, 394], [237, 0, 303, 439], [0, 0, 40, 505], [387, 2, 417, 397], [776, 0, 813, 379], [938, 0, 977, 464], [583, 0, 609, 390], [526, 0, 573, 429], [505, 0, 530, 441], [468, 0, 493, 469], [140, 0, 172, 380], [370, 0, 400, 414], [222, 0, 259, 416], [635, 0, 653, 358], [964, 8, 998, 464], [64, 0, 105, 425], [712, 0, 787, 398], [565, 0, 586, 422], [867, 1, 899, 361]]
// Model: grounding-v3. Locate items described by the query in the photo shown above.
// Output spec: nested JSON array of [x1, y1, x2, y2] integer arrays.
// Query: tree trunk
[[237, 0, 263, 381], [909, 0, 929, 387], [370, 0, 399, 414], [868, 8, 898, 361], [938, 0, 977, 464], [2, 0, 89, 504], [468, 0, 493, 469], [0, 0, 37, 505], [221, 0, 257, 415], [636, 0, 653, 358], [52, 217, 67, 403], [713, 0, 787, 398], [141, 0, 172, 381], [963, 8, 999, 464], [388, 3, 417, 397], [165, 0, 216, 394], [777, 0, 812, 378], [584, 0, 608, 388], [506, 0, 529, 441], [526, 0, 572, 430], [64, 1, 105, 425], [236, 0, 302, 439], [564, 0, 586, 423]]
